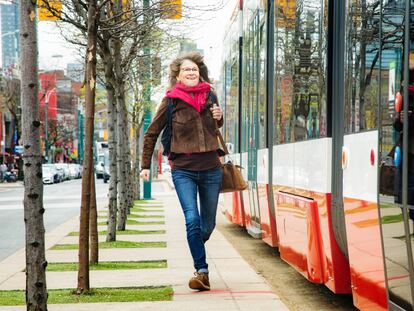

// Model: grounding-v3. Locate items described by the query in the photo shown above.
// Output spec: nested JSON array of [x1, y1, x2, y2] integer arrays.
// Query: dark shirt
[[171, 151, 221, 171]]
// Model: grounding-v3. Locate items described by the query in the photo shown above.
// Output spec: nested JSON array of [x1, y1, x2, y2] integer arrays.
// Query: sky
[[36, 0, 236, 80]]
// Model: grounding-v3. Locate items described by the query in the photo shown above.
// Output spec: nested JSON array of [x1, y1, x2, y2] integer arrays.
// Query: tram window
[[273, 0, 328, 144], [241, 14, 259, 153], [225, 59, 239, 154], [344, 0, 381, 133], [258, 21, 267, 149]]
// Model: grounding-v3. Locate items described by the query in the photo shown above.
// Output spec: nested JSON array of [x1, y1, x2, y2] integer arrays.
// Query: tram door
[[242, 10, 261, 237], [378, 1, 414, 309]]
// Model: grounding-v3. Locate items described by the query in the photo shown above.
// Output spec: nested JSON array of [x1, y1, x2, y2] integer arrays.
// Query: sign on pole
[[38, 0, 62, 21]]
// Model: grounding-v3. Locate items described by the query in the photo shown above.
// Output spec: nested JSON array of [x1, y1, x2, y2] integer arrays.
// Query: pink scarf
[[166, 82, 211, 112]]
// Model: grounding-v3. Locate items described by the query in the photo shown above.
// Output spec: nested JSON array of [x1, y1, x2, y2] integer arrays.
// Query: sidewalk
[[0, 179, 289, 310], [0, 181, 23, 189]]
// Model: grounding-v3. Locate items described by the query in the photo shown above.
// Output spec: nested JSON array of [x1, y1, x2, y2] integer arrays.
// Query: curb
[[0, 181, 23, 189]]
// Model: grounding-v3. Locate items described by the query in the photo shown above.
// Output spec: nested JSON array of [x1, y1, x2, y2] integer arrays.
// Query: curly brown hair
[[168, 51, 211, 89]]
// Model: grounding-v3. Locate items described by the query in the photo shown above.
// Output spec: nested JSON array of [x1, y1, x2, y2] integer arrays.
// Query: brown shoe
[[188, 272, 210, 291]]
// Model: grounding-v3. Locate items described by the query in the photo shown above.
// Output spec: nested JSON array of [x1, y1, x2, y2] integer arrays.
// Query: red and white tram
[[220, 1, 414, 310]]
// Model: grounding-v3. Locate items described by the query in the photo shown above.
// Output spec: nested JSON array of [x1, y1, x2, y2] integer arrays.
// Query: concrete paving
[[0, 179, 289, 310]]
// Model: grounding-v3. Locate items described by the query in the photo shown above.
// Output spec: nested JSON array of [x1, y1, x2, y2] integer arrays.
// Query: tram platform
[[0, 177, 289, 310]]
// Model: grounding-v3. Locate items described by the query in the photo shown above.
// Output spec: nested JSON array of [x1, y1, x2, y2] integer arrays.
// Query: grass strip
[[134, 202, 163, 206], [67, 229, 165, 236], [131, 207, 164, 213], [134, 200, 163, 205], [381, 214, 404, 224], [0, 286, 173, 305], [396, 234, 414, 240], [133, 207, 164, 211], [133, 206, 164, 209], [51, 240, 166, 250], [98, 213, 164, 219], [128, 214, 164, 219], [98, 219, 165, 226], [45, 260, 167, 272]]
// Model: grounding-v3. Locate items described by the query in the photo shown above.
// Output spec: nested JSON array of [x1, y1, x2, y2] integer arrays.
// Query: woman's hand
[[140, 169, 150, 181], [210, 104, 223, 121]]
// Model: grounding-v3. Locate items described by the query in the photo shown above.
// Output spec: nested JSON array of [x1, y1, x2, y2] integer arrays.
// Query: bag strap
[[167, 97, 173, 129], [217, 127, 229, 155], [208, 91, 229, 155]]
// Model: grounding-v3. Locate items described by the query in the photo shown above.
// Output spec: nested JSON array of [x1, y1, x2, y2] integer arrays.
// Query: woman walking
[[140, 51, 223, 291]]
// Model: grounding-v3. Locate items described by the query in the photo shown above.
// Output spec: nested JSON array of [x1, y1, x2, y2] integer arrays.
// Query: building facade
[[0, 3, 19, 68]]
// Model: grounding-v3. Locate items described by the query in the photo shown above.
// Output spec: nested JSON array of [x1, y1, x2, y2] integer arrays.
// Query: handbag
[[379, 146, 397, 196], [215, 120, 248, 193]]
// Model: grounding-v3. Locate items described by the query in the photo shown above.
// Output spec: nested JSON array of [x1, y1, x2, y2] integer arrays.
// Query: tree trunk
[[89, 174, 98, 264], [134, 120, 142, 200], [124, 120, 133, 210], [77, 0, 98, 293], [20, 2, 48, 310], [116, 93, 128, 230], [113, 38, 128, 231], [103, 43, 118, 241]]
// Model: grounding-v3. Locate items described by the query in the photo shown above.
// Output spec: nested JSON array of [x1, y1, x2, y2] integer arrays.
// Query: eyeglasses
[[180, 67, 199, 72]]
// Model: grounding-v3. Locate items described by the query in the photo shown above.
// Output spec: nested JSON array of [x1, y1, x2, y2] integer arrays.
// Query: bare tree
[[19, 1, 48, 309], [77, 0, 98, 293], [89, 172, 98, 264], [0, 77, 21, 149], [101, 39, 119, 241]]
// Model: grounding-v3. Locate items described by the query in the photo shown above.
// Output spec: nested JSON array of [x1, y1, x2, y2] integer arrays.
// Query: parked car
[[68, 164, 79, 179], [103, 163, 110, 183], [42, 165, 59, 184], [95, 161, 104, 179], [54, 163, 71, 180], [74, 164, 83, 178]]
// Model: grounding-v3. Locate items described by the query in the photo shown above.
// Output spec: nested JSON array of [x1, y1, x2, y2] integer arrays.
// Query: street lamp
[[44, 88, 55, 163]]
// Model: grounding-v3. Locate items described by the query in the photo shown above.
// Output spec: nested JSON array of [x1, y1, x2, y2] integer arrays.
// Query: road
[[0, 179, 109, 261]]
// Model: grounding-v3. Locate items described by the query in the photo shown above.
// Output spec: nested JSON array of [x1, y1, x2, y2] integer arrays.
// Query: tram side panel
[[240, 151, 258, 237], [221, 153, 246, 227], [272, 139, 351, 293], [342, 131, 387, 311], [295, 138, 351, 293], [257, 148, 278, 247]]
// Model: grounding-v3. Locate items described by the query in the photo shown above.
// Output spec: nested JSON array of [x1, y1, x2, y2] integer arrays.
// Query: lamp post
[[143, 0, 152, 199], [44, 88, 55, 163]]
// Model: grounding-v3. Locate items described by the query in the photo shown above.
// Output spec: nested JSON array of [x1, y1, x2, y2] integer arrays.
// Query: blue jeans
[[172, 167, 222, 273]]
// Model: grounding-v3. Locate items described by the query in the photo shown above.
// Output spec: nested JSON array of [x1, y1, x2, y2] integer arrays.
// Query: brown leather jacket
[[141, 93, 223, 169]]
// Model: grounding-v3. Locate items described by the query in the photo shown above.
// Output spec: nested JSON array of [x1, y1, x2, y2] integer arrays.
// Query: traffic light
[[160, 0, 182, 20]]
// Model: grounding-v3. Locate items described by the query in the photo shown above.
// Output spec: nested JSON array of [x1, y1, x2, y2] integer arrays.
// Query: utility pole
[[143, 0, 152, 199]]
